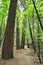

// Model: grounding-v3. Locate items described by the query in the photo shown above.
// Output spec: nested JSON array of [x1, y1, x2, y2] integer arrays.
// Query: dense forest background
[[0, 0, 43, 63]]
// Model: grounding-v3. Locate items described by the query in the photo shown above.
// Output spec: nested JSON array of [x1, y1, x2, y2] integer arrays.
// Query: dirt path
[[0, 48, 42, 65]]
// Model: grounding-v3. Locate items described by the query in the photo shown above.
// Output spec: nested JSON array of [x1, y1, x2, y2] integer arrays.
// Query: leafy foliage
[[0, 0, 43, 63]]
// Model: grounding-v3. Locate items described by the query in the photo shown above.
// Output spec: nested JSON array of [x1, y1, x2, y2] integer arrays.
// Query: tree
[[16, 18, 20, 50], [21, 21, 26, 49], [2, 0, 17, 59], [37, 23, 41, 63], [27, 38, 29, 48], [29, 22, 36, 54], [32, 9, 36, 54], [32, 0, 43, 30]]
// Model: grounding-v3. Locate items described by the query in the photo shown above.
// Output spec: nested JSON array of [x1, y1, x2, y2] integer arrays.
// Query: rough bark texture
[[16, 18, 20, 50], [2, 0, 17, 59]]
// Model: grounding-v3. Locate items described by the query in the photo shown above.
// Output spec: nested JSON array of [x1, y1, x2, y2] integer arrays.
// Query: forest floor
[[0, 47, 42, 65]]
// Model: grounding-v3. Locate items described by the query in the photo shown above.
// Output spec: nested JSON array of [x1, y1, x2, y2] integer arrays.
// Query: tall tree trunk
[[37, 23, 41, 63], [42, 41, 43, 63], [16, 18, 20, 50], [21, 21, 26, 49], [29, 23, 36, 53], [32, 0, 43, 30], [32, 9, 36, 54], [0, 18, 3, 47], [2, 0, 17, 59], [21, 27, 25, 49], [27, 38, 29, 48]]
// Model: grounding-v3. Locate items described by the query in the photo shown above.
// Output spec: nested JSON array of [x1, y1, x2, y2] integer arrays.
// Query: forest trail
[[0, 48, 42, 65]]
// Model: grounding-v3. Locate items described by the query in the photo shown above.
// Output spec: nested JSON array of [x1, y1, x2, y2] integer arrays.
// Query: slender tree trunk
[[32, 9, 36, 54], [2, 0, 17, 59], [27, 38, 29, 48], [16, 18, 20, 50], [21, 21, 26, 49], [21, 27, 25, 49], [0, 18, 3, 47], [37, 23, 41, 63], [42, 41, 43, 63], [0, 26, 2, 47], [29, 23, 33, 45], [29, 23, 36, 53], [32, 0, 43, 30]]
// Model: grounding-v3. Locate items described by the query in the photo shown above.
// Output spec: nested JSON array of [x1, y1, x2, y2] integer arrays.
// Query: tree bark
[[2, 0, 17, 59], [37, 23, 41, 63], [21, 21, 26, 49], [27, 38, 29, 48], [32, 0, 43, 30], [29, 23, 36, 53], [21, 27, 25, 49], [32, 10, 36, 54], [16, 18, 20, 50]]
